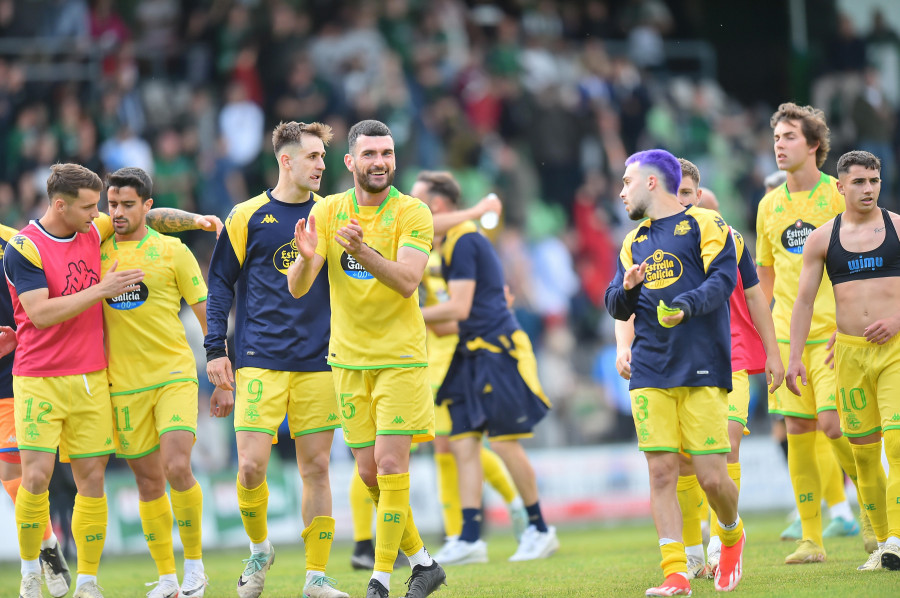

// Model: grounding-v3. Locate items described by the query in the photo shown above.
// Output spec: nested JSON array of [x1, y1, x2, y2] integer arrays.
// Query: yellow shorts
[[630, 386, 730, 454], [111, 381, 199, 458], [730, 370, 751, 434], [434, 402, 452, 436], [13, 370, 114, 461], [0, 400, 18, 460], [234, 368, 340, 438], [835, 333, 900, 437], [332, 366, 434, 448], [770, 342, 837, 418]]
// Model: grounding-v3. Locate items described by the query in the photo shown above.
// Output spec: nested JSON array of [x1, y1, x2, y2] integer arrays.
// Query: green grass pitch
[[1, 512, 896, 597]]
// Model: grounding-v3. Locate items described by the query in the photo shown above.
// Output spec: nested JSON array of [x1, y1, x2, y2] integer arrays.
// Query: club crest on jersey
[[106, 281, 149, 310], [781, 220, 815, 254], [673, 220, 691, 236], [641, 249, 683, 289], [273, 238, 299, 274], [341, 251, 375, 280]]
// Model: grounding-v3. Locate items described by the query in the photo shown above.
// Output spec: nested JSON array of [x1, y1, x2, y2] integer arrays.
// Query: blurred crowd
[[3, 0, 900, 452]]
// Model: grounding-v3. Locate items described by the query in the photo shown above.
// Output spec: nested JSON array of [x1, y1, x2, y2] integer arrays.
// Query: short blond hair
[[272, 121, 334, 154], [678, 158, 700, 187]]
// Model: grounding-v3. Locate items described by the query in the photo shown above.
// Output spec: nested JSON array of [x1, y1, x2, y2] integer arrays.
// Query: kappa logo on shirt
[[261, 214, 279, 224], [63, 260, 100, 295]]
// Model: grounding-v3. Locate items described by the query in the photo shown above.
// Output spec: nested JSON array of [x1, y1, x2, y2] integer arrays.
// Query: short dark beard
[[356, 167, 395, 194]]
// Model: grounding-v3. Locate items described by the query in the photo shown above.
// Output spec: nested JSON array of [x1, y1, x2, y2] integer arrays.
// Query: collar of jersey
[[350, 186, 399, 214], [112, 225, 156, 249], [783, 171, 829, 202]]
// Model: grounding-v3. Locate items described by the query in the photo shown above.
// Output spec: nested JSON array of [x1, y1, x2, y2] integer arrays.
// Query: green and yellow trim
[[110, 378, 198, 396], [292, 424, 341, 438]]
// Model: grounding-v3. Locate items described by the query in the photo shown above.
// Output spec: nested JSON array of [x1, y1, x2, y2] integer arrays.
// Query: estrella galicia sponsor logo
[[848, 255, 883, 274], [106, 281, 149, 310], [641, 249, 683, 289], [341, 251, 375, 280], [781, 220, 815, 254], [273, 238, 298, 274]]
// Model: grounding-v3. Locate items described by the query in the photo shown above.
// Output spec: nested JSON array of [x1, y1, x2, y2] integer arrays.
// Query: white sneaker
[[434, 538, 488, 565], [509, 525, 559, 561], [237, 546, 275, 598], [706, 543, 721, 578], [145, 579, 179, 598], [40, 542, 71, 598], [432, 536, 459, 562], [858, 546, 884, 571], [686, 554, 708, 579], [303, 575, 350, 598], [19, 573, 43, 598], [181, 568, 209, 597], [509, 504, 529, 541], [72, 581, 104, 598]]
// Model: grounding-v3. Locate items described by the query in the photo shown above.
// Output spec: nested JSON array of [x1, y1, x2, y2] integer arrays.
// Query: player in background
[[756, 103, 870, 563], [102, 167, 233, 598], [786, 150, 900, 571], [5, 163, 220, 598], [205, 121, 351, 598], [616, 159, 783, 580], [414, 170, 556, 565], [605, 149, 745, 596], [0, 223, 72, 598], [288, 119, 445, 598]]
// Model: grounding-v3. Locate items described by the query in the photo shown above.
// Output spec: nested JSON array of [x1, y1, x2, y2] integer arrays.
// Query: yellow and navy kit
[[205, 190, 331, 372], [440, 222, 518, 340], [756, 172, 844, 342], [0, 223, 17, 399], [311, 186, 433, 369], [101, 228, 207, 394], [422, 250, 457, 386], [605, 206, 737, 391], [825, 208, 900, 285]]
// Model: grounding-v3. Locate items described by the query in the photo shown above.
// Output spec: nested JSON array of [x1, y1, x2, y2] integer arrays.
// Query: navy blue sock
[[459, 508, 482, 543], [525, 502, 548, 532]]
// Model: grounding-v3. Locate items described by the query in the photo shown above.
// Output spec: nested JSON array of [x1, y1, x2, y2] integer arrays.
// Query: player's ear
[[343, 153, 353, 172], [143, 197, 154, 212]]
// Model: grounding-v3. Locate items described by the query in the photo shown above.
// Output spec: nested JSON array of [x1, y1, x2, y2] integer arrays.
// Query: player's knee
[[299, 451, 330, 482], [21, 468, 52, 494], [163, 455, 194, 487], [375, 452, 407, 476], [238, 458, 267, 486], [696, 470, 727, 498], [356, 464, 377, 487], [646, 461, 677, 490]]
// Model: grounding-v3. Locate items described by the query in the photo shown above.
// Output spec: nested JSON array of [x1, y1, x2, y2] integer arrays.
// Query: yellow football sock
[[883, 430, 900, 539], [481, 447, 517, 504], [72, 494, 107, 576], [435, 452, 462, 537], [374, 473, 410, 573], [139, 495, 176, 576], [301, 515, 335, 572], [171, 483, 203, 560], [850, 441, 888, 542], [15, 486, 48, 561], [719, 515, 744, 547], [350, 466, 375, 542], [788, 431, 822, 546], [660, 541, 687, 577], [237, 478, 269, 544], [829, 434, 859, 486], [676, 475, 705, 547], [709, 463, 741, 539], [366, 481, 423, 556], [816, 430, 845, 507]]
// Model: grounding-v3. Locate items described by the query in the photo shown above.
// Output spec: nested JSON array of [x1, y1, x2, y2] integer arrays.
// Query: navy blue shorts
[[436, 329, 550, 440]]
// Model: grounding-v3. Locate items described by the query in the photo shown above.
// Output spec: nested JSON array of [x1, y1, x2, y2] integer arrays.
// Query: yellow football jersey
[[756, 172, 844, 342], [423, 250, 457, 387], [312, 186, 433, 368], [101, 227, 208, 394]]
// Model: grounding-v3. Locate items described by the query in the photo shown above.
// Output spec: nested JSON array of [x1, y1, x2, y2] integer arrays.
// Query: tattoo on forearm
[[146, 208, 197, 232]]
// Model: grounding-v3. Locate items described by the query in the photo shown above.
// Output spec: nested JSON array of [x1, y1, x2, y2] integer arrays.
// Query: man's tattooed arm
[[146, 208, 223, 234]]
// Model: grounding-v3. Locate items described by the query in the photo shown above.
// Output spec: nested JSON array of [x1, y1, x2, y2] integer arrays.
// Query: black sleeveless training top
[[825, 208, 900, 285]]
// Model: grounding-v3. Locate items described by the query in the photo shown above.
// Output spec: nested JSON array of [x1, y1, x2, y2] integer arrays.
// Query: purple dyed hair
[[625, 149, 682, 195]]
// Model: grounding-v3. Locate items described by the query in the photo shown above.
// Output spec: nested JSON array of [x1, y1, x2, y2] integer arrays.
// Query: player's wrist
[[206, 346, 228, 362]]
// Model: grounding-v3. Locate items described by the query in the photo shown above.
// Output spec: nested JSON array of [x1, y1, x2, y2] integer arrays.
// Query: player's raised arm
[[786, 225, 830, 395], [146, 207, 223, 235], [287, 214, 325, 298]]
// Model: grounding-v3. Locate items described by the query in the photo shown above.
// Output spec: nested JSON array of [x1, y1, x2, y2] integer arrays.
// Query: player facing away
[[102, 167, 234, 598], [0, 221, 72, 598], [414, 171, 557, 564], [205, 122, 350, 598], [756, 103, 870, 564], [605, 150, 746, 596], [786, 150, 900, 571], [615, 159, 784, 581], [288, 119, 446, 598], [5, 163, 221, 598]]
